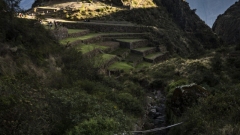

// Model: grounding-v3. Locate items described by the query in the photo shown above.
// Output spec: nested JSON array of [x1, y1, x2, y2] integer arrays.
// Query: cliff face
[[213, 1, 240, 45], [186, 0, 237, 27], [159, 0, 220, 49]]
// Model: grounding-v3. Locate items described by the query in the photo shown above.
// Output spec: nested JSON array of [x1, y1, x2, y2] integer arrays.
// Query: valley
[[1, 0, 240, 135]]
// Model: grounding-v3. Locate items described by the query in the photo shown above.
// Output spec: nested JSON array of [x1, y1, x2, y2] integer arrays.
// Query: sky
[[19, 0, 35, 10], [186, 0, 238, 27]]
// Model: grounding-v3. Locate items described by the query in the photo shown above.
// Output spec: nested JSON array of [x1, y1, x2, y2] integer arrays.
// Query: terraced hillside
[[23, 4, 169, 73], [59, 24, 168, 73]]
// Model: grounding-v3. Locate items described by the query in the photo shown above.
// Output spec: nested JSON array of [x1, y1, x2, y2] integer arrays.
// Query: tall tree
[[4, 0, 21, 18]]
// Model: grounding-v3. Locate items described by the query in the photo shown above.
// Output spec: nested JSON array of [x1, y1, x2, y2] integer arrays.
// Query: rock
[[213, 1, 240, 44], [150, 108, 157, 113], [9, 47, 18, 52]]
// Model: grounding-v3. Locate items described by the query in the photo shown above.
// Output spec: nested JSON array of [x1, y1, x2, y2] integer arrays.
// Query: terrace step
[[115, 39, 148, 49], [111, 48, 131, 59], [74, 44, 109, 57], [60, 21, 150, 33], [102, 33, 147, 41], [60, 33, 103, 46], [97, 41, 120, 52], [135, 61, 152, 70], [68, 29, 90, 38], [108, 62, 134, 72], [144, 51, 169, 63], [125, 53, 143, 65], [131, 47, 156, 56], [94, 54, 119, 69], [60, 33, 146, 47]]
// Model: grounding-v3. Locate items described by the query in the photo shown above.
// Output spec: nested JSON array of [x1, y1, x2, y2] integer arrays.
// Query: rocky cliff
[[213, 1, 240, 45], [159, 0, 220, 51]]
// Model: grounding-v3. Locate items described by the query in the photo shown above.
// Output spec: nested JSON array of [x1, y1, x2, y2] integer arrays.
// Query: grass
[[108, 62, 134, 72], [133, 47, 155, 52], [111, 48, 130, 56], [75, 44, 108, 54], [68, 29, 88, 34], [94, 54, 116, 67], [135, 61, 152, 69], [60, 33, 101, 44], [145, 52, 164, 59], [116, 39, 145, 42], [60, 33, 144, 45]]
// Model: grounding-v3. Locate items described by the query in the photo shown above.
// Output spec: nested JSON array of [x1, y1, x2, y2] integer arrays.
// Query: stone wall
[[118, 39, 148, 49], [101, 56, 119, 69], [154, 52, 169, 63], [131, 48, 156, 56], [83, 49, 101, 58], [51, 27, 68, 40], [68, 30, 90, 38], [69, 36, 102, 46], [144, 52, 169, 63], [131, 40, 148, 49]]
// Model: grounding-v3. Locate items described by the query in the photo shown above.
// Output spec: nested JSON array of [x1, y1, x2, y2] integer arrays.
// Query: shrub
[[116, 93, 144, 116], [67, 117, 123, 135], [168, 85, 240, 135]]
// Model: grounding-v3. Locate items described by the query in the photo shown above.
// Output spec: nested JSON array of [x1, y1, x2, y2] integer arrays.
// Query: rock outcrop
[[213, 1, 240, 45]]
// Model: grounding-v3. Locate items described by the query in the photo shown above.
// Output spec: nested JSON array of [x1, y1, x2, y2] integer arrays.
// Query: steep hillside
[[213, 1, 240, 45], [31, 0, 220, 57], [2, 0, 240, 135], [159, 0, 220, 51]]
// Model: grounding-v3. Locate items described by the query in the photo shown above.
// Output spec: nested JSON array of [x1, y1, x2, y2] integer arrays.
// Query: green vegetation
[[116, 39, 144, 42], [134, 47, 154, 52], [75, 44, 108, 54], [2, 0, 240, 134], [135, 61, 152, 69], [94, 54, 116, 67], [60, 33, 101, 44], [0, 2, 146, 134], [111, 48, 130, 56], [108, 62, 134, 71], [145, 52, 163, 59], [68, 29, 87, 34]]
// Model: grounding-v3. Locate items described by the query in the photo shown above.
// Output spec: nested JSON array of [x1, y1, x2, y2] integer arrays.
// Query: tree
[[4, 0, 21, 18]]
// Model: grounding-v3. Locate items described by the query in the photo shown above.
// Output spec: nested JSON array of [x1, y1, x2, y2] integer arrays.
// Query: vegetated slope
[[127, 44, 240, 134], [0, 2, 146, 134], [93, 0, 221, 56], [213, 1, 240, 45], [32, 0, 220, 57]]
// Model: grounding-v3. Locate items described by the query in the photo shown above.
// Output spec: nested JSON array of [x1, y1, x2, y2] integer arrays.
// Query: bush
[[168, 85, 240, 135], [116, 93, 144, 116], [67, 117, 125, 135]]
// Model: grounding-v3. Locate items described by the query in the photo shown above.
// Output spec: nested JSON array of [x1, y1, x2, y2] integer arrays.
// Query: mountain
[[213, 1, 240, 44], [186, 0, 238, 27], [4, 0, 240, 135]]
